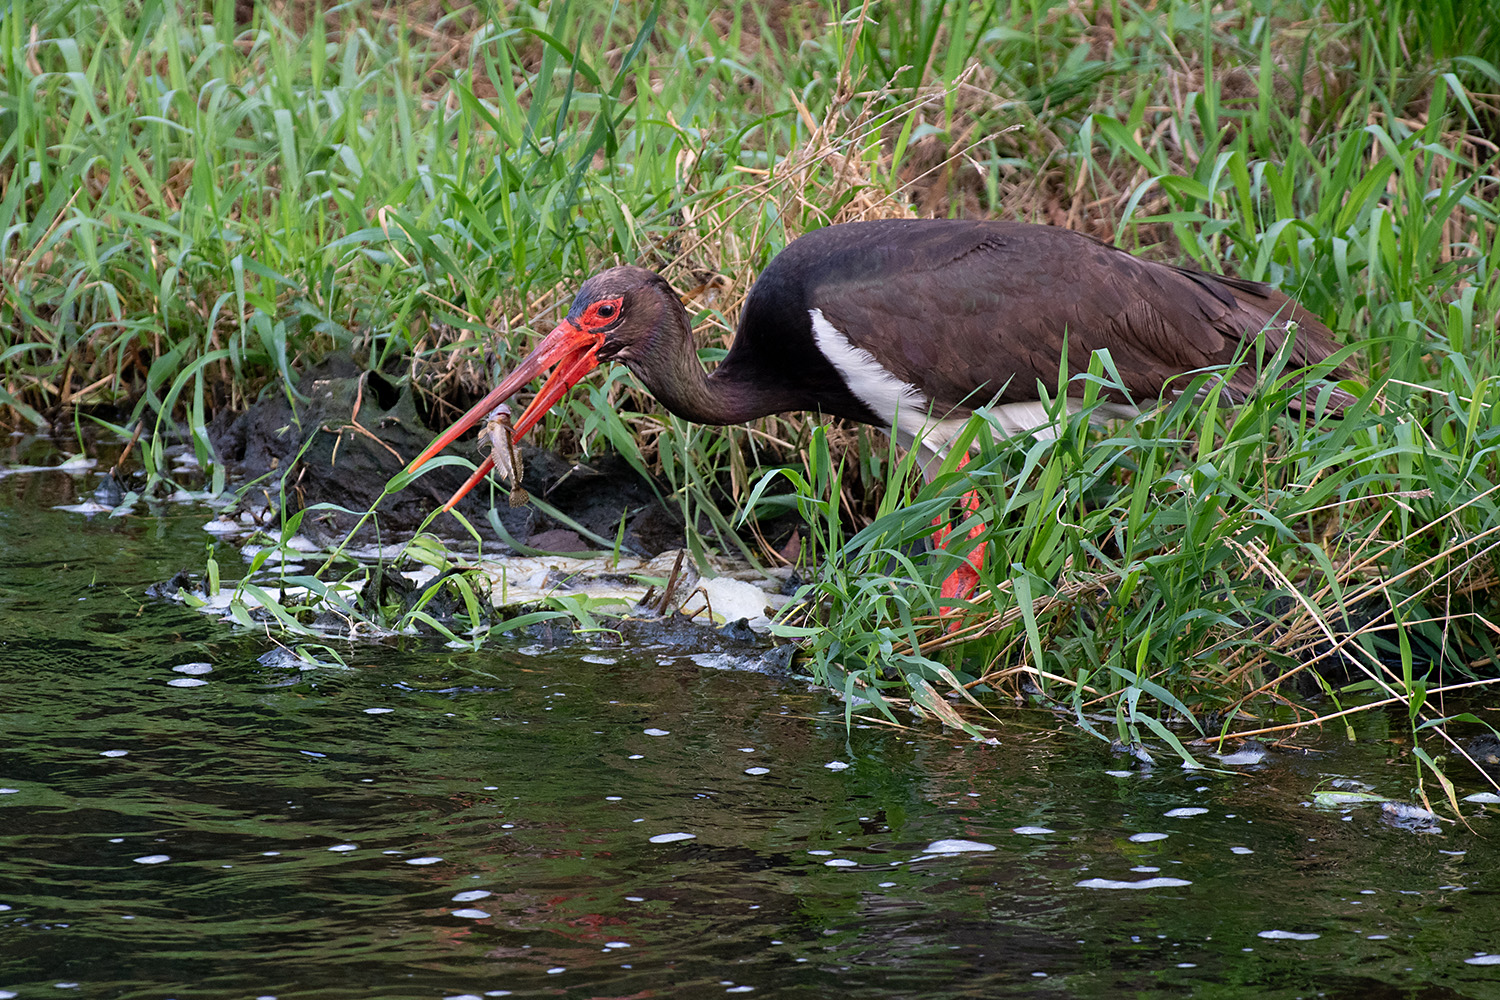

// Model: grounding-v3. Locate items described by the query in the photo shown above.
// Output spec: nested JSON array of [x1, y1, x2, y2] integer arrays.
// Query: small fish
[[480, 405, 530, 507], [480, 406, 518, 479]]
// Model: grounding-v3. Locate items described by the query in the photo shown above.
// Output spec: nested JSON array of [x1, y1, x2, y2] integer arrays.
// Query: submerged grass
[[4, 0, 1500, 775]]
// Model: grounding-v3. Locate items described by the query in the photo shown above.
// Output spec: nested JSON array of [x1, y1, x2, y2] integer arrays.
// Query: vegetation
[[3, 0, 1499, 780]]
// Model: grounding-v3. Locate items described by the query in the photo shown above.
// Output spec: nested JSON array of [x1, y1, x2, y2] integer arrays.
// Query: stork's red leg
[[930, 453, 987, 623]]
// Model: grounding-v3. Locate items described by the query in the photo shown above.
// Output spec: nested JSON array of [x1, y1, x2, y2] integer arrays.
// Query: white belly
[[808, 308, 1139, 475]]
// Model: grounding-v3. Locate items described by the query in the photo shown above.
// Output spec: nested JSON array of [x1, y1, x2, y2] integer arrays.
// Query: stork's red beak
[[406, 320, 603, 510]]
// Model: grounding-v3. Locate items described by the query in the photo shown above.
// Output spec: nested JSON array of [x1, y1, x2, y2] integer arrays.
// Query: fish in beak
[[406, 320, 603, 510]]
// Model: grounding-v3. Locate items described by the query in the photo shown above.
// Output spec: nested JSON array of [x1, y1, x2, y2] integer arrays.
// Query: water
[[3, 453, 1500, 999]]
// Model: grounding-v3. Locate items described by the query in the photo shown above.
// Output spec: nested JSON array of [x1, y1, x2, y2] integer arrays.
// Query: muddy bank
[[193, 356, 807, 654], [208, 355, 692, 555]]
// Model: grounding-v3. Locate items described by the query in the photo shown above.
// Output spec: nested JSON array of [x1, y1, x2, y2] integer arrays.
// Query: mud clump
[[210, 355, 685, 555]]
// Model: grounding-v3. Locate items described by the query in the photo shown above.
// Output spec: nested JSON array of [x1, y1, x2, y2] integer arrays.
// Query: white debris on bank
[[446, 547, 794, 630], [679, 576, 781, 625], [180, 535, 796, 634]]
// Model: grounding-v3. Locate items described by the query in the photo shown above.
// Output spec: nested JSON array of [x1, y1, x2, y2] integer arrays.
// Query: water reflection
[[1, 466, 1499, 999]]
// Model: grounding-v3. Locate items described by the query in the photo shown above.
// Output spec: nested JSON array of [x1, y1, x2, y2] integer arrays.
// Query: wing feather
[[778, 220, 1348, 417]]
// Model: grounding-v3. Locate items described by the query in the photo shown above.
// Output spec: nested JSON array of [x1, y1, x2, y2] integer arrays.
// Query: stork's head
[[404, 266, 676, 508]]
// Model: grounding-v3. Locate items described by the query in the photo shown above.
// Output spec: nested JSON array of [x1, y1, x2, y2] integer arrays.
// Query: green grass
[[4, 0, 1499, 777]]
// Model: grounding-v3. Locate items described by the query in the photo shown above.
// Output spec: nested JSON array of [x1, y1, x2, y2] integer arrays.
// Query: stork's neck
[[625, 306, 803, 426]]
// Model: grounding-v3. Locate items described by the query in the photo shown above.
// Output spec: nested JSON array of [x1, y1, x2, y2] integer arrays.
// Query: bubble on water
[[167, 678, 208, 688], [452, 909, 490, 919], [1076, 877, 1193, 890], [453, 890, 491, 902], [1258, 930, 1320, 941], [100, 750, 129, 758], [1164, 807, 1208, 818], [1465, 955, 1500, 965], [133, 855, 170, 865], [328, 844, 358, 852], [745, 767, 770, 775], [604, 941, 631, 949], [1230, 846, 1254, 855], [643, 728, 670, 736], [824, 859, 858, 867], [1013, 826, 1053, 835], [649, 832, 695, 844], [406, 856, 443, 865], [173, 662, 213, 675], [1129, 832, 1168, 843], [924, 840, 996, 854], [364, 708, 394, 715], [824, 761, 850, 770]]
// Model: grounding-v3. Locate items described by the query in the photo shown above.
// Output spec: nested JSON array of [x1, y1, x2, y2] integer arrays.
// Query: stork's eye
[[579, 297, 624, 330]]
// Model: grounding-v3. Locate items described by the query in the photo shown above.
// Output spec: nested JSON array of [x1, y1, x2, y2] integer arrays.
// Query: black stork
[[406, 218, 1352, 608]]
